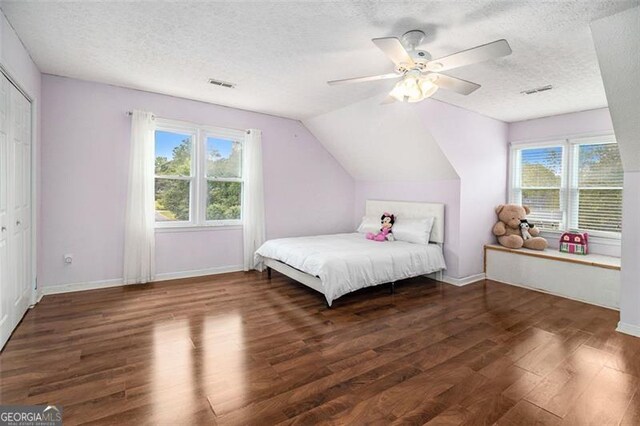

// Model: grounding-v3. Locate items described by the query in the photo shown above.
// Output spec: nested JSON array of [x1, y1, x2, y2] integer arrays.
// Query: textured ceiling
[[1, 0, 638, 121]]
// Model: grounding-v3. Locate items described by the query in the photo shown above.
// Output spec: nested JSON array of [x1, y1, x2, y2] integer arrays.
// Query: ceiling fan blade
[[327, 73, 401, 86], [433, 73, 481, 95], [371, 37, 415, 66], [427, 39, 512, 72]]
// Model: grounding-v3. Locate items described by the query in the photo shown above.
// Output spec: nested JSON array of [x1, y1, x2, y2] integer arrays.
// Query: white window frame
[[509, 133, 621, 241], [154, 118, 245, 229]]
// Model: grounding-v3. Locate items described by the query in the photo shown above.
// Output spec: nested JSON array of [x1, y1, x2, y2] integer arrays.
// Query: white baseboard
[[155, 265, 243, 281], [617, 321, 640, 338], [38, 265, 244, 297], [39, 278, 125, 296], [441, 273, 486, 286]]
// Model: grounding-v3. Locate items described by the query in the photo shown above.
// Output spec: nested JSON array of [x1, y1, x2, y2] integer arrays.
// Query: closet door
[[0, 74, 9, 349], [10, 79, 31, 327], [0, 73, 32, 350]]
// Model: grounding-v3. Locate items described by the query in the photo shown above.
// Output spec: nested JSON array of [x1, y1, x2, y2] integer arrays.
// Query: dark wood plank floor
[[1, 271, 639, 425]]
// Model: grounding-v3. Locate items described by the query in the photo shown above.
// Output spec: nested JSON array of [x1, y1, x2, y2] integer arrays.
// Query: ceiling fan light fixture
[[390, 72, 439, 103], [418, 76, 439, 99], [327, 34, 511, 102]]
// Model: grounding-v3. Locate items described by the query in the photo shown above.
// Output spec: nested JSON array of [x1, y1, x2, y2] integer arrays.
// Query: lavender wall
[[414, 100, 509, 279], [38, 74, 615, 289], [40, 75, 354, 287], [0, 13, 40, 97], [509, 107, 613, 141], [347, 98, 509, 281], [508, 108, 620, 257], [591, 7, 640, 335]]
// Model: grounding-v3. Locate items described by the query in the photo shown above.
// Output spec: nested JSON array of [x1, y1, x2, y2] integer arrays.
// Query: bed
[[255, 200, 446, 306]]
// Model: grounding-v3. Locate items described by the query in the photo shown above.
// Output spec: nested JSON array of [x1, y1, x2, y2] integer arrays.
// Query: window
[[512, 145, 565, 230], [510, 135, 622, 238], [572, 141, 623, 233], [206, 137, 242, 221], [154, 119, 245, 228], [154, 129, 195, 223]]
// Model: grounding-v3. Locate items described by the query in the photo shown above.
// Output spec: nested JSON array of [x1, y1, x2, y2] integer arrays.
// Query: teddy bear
[[366, 212, 396, 242], [493, 204, 547, 250]]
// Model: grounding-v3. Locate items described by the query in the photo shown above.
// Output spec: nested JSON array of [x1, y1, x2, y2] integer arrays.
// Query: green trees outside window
[[514, 139, 623, 235], [154, 130, 242, 223]]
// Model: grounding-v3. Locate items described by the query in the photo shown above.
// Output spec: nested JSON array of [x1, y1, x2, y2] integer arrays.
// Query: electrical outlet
[[64, 254, 73, 265]]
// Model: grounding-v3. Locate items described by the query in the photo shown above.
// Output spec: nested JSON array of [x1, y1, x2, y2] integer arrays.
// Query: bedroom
[[0, 0, 638, 424]]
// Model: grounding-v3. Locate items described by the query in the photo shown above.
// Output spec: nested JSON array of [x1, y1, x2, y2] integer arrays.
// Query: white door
[[0, 72, 32, 350]]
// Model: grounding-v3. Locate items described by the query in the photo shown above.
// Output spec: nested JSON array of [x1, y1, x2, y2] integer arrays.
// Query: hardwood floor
[[1, 271, 639, 425]]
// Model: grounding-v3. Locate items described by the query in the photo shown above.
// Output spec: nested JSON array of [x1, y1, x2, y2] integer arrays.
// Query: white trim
[[155, 221, 242, 230], [616, 321, 640, 338], [38, 265, 244, 296], [39, 278, 125, 296], [204, 219, 242, 227], [0, 63, 33, 101], [29, 96, 37, 306], [441, 273, 486, 286], [155, 224, 242, 233], [155, 219, 195, 229], [510, 130, 615, 145], [154, 265, 243, 281], [509, 139, 567, 149], [568, 134, 617, 146]]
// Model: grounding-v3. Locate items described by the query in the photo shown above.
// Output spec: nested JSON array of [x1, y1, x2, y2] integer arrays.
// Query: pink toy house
[[559, 232, 589, 255]]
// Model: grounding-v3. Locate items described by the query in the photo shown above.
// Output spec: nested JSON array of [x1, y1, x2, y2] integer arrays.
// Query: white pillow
[[357, 216, 380, 234], [393, 217, 435, 245]]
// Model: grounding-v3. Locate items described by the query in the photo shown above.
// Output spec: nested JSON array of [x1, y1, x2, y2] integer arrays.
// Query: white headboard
[[365, 200, 445, 244]]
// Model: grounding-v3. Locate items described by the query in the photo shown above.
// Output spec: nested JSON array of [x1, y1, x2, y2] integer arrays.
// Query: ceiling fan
[[327, 30, 512, 103]]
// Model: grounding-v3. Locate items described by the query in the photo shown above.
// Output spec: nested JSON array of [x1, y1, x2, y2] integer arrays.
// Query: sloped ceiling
[[1, 0, 638, 121], [303, 96, 458, 182], [591, 7, 640, 172]]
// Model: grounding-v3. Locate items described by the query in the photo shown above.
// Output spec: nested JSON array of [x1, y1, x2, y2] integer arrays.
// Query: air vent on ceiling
[[208, 78, 235, 88], [521, 85, 553, 95]]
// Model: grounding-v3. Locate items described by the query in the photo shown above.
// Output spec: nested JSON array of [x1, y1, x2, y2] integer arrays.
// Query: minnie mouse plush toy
[[366, 213, 396, 242]]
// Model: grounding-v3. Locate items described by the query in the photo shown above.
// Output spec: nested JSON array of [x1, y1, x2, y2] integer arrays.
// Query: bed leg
[[267, 267, 272, 280], [390, 282, 395, 294]]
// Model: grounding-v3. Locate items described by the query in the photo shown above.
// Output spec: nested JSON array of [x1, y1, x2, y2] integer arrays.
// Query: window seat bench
[[484, 244, 621, 309]]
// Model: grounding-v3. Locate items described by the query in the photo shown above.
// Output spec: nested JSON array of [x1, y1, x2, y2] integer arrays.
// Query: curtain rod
[[126, 111, 251, 134]]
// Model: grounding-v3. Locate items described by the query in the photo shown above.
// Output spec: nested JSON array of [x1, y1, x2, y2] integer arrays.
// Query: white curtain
[[123, 110, 156, 284], [243, 129, 266, 271]]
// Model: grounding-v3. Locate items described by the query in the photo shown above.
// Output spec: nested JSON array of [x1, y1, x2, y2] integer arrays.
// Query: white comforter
[[255, 233, 446, 305]]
